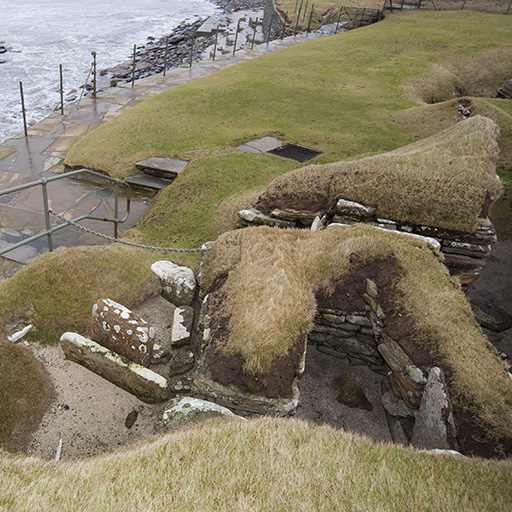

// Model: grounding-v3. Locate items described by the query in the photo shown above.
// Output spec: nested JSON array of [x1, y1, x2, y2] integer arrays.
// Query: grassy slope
[[66, 10, 512, 247], [1, 417, 512, 511], [0, 10, 511, 504], [255, 116, 502, 233], [66, 11, 512, 181]]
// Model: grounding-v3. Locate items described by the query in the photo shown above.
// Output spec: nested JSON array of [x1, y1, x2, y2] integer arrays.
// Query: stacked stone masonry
[[238, 197, 497, 285]]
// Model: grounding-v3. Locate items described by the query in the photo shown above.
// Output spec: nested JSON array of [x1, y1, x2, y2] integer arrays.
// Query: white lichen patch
[[172, 309, 189, 343], [162, 397, 237, 423], [60, 332, 168, 389]]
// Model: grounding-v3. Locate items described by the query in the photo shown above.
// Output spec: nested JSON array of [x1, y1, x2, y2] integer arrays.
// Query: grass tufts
[[1, 417, 511, 510], [256, 116, 502, 232], [203, 225, 512, 439]]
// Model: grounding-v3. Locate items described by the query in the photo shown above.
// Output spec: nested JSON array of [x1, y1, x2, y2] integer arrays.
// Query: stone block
[[61, 332, 171, 403], [162, 397, 240, 431], [151, 260, 197, 306], [91, 298, 155, 366], [171, 306, 195, 348], [410, 367, 458, 451], [336, 199, 376, 219]]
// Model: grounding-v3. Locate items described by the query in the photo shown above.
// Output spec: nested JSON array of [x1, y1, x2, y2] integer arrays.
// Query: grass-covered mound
[[255, 116, 502, 233], [201, 225, 512, 440], [1, 417, 511, 511], [0, 342, 54, 451], [0, 245, 163, 347], [65, 10, 512, 181]]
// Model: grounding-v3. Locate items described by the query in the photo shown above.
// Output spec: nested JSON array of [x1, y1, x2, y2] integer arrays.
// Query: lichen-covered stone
[[91, 298, 155, 366], [410, 367, 458, 451], [336, 199, 376, 219], [171, 306, 194, 348], [162, 397, 241, 431], [151, 260, 197, 306], [60, 332, 171, 403]]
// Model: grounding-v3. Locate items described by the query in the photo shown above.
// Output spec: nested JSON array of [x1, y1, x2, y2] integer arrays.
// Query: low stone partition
[[238, 198, 496, 285]]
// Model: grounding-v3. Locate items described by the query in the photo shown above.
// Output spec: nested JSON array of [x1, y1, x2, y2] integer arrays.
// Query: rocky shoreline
[[80, 0, 266, 97]]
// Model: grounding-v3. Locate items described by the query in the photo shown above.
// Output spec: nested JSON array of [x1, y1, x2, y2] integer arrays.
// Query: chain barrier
[[50, 210, 209, 254]]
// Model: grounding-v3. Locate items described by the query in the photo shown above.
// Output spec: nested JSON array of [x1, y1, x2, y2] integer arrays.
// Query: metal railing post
[[92, 51, 97, 98], [267, 12, 274, 47], [213, 25, 219, 60], [295, 0, 303, 35], [19, 81, 28, 137], [59, 64, 64, 115], [163, 37, 168, 76], [307, 5, 314, 33], [41, 179, 54, 252], [131, 44, 136, 86], [189, 34, 195, 68], [233, 18, 241, 55], [113, 179, 119, 239], [335, 8, 343, 33], [251, 18, 258, 48], [303, 1, 308, 21]]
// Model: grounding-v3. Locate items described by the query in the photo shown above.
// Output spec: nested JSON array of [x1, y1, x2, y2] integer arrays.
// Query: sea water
[[0, 0, 217, 143]]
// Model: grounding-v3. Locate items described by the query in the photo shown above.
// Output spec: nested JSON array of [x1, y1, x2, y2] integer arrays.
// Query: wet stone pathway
[[0, 23, 340, 276]]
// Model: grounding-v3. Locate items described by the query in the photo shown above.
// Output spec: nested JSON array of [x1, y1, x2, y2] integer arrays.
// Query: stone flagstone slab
[[61, 332, 171, 403]]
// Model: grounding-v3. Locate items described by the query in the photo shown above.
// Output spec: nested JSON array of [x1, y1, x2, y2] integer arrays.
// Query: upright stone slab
[[151, 260, 197, 306], [410, 367, 458, 451], [171, 306, 194, 348], [91, 299, 155, 367]]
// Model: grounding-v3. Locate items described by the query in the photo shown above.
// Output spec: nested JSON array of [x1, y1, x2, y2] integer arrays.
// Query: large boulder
[[60, 332, 171, 403], [151, 260, 196, 306], [91, 298, 155, 367]]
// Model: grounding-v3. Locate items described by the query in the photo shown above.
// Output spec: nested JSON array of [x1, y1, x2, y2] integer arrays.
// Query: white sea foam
[[0, 0, 218, 143]]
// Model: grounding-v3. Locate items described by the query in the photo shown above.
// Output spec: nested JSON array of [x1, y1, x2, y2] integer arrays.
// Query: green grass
[[0, 342, 54, 450], [1, 417, 512, 511], [129, 152, 297, 247], [66, 11, 512, 181], [0, 245, 164, 346]]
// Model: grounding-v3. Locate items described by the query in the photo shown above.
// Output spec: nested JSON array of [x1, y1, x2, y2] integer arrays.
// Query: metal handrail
[[0, 168, 131, 257]]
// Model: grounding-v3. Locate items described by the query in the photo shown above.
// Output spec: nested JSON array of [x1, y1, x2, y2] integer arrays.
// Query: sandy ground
[[25, 295, 175, 461], [295, 346, 392, 444]]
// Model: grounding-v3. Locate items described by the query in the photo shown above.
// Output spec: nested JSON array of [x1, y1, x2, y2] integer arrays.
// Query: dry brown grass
[[1, 417, 511, 511], [255, 116, 502, 232], [203, 224, 512, 440], [421, 0, 512, 13], [409, 49, 512, 105]]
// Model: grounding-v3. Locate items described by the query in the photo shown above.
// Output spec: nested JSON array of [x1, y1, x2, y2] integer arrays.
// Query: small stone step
[[126, 173, 173, 192], [135, 157, 188, 179]]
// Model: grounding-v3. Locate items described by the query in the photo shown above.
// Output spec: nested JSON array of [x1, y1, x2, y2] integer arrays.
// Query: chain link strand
[[50, 210, 209, 254]]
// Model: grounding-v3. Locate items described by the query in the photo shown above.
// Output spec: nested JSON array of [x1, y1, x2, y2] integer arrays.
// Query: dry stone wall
[[238, 197, 497, 285]]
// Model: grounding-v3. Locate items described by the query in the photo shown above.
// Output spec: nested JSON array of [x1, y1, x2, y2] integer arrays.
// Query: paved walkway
[[0, 26, 337, 275]]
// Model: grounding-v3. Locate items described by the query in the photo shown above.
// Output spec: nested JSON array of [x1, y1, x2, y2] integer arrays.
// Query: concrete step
[[126, 173, 174, 192]]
